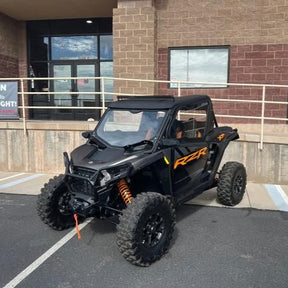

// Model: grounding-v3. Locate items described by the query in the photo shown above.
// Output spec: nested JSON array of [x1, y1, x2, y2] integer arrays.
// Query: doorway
[[27, 19, 113, 121], [51, 61, 100, 120]]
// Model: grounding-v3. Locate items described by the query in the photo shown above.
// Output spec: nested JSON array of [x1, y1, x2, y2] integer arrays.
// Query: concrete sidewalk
[[0, 171, 287, 212]]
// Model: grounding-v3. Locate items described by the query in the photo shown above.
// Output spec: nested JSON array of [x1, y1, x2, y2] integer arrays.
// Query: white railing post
[[260, 85, 266, 151], [177, 81, 181, 97], [101, 77, 105, 116], [20, 79, 27, 135], [177, 81, 181, 120]]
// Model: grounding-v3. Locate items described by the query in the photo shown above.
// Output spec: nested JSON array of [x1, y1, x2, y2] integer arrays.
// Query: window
[[27, 19, 113, 120], [96, 109, 166, 147], [100, 35, 113, 60], [100, 62, 114, 103], [170, 104, 208, 140], [169, 46, 229, 88], [51, 36, 98, 60]]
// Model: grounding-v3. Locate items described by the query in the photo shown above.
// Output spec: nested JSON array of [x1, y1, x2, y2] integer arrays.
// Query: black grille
[[74, 168, 95, 178], [69, 168, 97, 196], [69, 177, 94, 196]]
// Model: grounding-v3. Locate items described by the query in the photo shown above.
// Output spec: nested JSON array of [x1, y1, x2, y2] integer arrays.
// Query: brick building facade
[[113, 0, 288, 122], [0, 0, 288, 121], [0, 13, 20, 78]]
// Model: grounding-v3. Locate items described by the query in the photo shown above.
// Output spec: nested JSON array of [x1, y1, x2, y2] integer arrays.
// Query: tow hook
[[70, 196, 95, 218]]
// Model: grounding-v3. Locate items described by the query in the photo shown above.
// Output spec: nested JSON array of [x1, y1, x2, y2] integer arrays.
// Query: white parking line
[[0, 174, 43, 190], [0, 173, 26, 183], [3, 218, 92, 288], [275, 185, 288, 205], [265, 184, 288, 212]]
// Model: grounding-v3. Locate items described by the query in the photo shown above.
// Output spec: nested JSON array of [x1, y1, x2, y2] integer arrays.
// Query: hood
[[70, 144, 142, 171]]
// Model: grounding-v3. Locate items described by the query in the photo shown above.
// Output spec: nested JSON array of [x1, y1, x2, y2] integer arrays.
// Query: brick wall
[[158, 44, 288, 123], [0, 13, 19, 78], [155, 0, 288, 123], [0, 13, 28, 117], [113, 0, 157, 95], [155, 0, 288, 48]]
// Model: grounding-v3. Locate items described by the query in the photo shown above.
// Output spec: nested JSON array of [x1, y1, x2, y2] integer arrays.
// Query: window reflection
[[77, 65, 96, 108], [100, 35, 113, 60], [51, 36, 98, 60], [170, 47, 229, 88], [100, 62, 114, 102]]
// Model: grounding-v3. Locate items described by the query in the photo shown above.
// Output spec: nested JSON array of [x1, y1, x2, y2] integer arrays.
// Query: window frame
[[168, 46, 230, 89]]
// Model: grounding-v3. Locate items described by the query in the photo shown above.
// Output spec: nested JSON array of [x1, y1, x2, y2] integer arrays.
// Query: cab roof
[[108, 95, 212, 110]]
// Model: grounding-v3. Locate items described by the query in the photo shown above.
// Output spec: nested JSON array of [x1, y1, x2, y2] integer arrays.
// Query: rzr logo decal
[[174, 147, 208, 169]]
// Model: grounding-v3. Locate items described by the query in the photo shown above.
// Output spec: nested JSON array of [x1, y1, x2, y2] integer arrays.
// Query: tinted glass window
[[100, 62, 113, 102], [29, 37, 49, 61], [170, 47, 229, 88], [51, 36, 98, 60], [100, 35, 113, 60]]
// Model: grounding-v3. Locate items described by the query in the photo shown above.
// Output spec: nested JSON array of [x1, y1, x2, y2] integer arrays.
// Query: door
[[51, 61, 100, 120], [171, 105, 209, 200]]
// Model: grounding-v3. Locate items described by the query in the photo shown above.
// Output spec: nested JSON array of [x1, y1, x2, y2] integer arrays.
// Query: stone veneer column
[[113, 0, 157, 95]]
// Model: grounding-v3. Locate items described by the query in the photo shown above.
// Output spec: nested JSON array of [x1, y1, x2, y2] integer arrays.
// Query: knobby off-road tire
[[217, 162, 247, 206], [116, 192, 176, 267], [37, 174, 75, 230]]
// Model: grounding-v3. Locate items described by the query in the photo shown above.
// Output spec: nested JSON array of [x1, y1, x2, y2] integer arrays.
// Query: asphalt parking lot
[[1, 192, 288, 288]]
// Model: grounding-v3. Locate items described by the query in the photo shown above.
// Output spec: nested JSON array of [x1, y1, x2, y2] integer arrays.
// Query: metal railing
[[1, 76, 288, 150]]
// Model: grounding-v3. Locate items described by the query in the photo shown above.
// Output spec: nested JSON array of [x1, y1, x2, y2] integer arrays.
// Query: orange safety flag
[[74, 214, 81, 240]]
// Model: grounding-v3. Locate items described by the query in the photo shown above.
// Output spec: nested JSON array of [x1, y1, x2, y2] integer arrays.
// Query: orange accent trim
[[174, 147, 208, 169], [117, 178, 132, 204], [217, 133, 225, 141], [74, 214, 81, 240]]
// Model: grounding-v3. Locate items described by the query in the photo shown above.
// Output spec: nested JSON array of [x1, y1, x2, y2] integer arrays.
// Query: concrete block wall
[[0, 122, 93, 173], [113, 0, 157, 95], [222, 141, 288, 184], [0, 121, 287, 184], [155, 0, 288, 47]]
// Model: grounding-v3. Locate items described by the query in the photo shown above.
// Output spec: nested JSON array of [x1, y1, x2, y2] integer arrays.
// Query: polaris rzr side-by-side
[[37, 95, 247, 266]]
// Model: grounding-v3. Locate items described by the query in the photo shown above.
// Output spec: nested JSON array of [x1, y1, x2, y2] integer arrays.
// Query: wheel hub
[[233, 174, 243, 196], [142, 212, 165, 248]]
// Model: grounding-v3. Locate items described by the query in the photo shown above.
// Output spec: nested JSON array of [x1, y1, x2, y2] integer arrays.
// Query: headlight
[[100, 170, 111, 186], [99, 164, 131, 187]]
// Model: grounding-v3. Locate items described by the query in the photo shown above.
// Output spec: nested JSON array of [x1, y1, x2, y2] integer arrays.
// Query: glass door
[[51, 61, 99, 120], [75, 63, 100, 120], [52, 64, 73, 120]]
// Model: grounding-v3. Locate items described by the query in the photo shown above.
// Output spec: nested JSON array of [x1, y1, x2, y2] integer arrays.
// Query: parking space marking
[[3, 218, 92, 288], [0, 173, 26, 183], [265, 184, 288, 212], [0, 174, 43, 190]]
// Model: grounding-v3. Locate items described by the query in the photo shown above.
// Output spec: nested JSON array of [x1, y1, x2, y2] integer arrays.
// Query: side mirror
[[82, 131, 91, 139], [160, 138, 179, 147]]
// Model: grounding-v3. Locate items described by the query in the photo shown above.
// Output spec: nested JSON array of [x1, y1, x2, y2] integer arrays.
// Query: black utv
[[37, 95, 247, 266]]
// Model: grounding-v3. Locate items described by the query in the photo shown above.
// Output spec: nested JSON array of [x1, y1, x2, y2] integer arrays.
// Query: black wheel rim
[[142, 212, 165, 248], [233, 174, 244, 196]]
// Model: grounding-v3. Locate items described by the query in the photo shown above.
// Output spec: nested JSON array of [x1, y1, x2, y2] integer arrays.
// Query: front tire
[[116, 192, 176, 267], [37, 174, 74, 230], [217, 162, 247, 206]]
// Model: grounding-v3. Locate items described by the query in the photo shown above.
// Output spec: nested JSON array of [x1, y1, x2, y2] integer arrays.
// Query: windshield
[[95, 109, 167, 147]]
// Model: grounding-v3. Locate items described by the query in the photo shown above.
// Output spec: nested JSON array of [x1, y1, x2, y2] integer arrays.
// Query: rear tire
[[217, 162, 247, 206], [116, 192, 176, 267], [37, 174, 75, 230]]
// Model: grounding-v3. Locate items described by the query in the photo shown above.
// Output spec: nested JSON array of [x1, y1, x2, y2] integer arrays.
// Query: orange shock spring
[[117, 178, 132, 204]]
